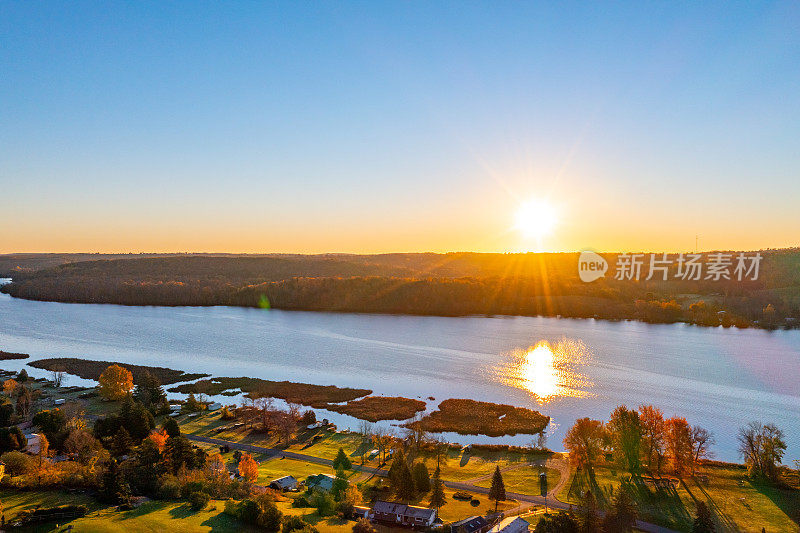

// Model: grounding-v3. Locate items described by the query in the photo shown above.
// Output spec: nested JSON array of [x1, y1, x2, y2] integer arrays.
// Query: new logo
[[578, 251, 608, 283]]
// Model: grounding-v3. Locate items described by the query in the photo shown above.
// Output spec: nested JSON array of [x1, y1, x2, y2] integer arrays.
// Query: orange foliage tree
[[238, 452, 258, 483], [563, 417, 606, 468], [98, 364, 134, 400], [665, 417, 693, 476]]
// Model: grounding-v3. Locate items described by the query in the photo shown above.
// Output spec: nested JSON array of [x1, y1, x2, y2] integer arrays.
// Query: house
[[170, 404, 182, 412], [372, 500, 437, 528], [53, 398, 65, 406], [25, 433, 42, 455], [451, 516, 491, 533], [306, 473, 339, 492], [269, 475, 299, 491], [488, 516, 529, 533]]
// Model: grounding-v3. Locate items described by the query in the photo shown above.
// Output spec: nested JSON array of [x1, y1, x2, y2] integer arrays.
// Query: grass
[[558, 463, 800, 533], [325, 396, 426, 422], [28, 357, 208, 385], [405, 399, 549, 437], [475, 466, 561, 496], [168, 377, 371, 408]]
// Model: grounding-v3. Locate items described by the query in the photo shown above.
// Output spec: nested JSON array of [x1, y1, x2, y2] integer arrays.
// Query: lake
[[1, 280, 798, 462]]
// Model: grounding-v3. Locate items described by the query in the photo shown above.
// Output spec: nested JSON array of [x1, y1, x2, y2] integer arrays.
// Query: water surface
[[1, 282, 798, 462]]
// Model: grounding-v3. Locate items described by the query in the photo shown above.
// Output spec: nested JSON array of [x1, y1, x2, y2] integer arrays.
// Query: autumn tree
[[665, 417, 693, 476], [3, 379, 18, 396], [581, 490, 601, 533], [489, 465, 506, 512], [563, 418, 605, 468], [98, 364, 134, 401], [638, 405, 665, 473], [238, 451, 259, 483]]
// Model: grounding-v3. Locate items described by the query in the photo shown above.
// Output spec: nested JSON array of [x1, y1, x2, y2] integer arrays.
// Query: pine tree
[[581, 491, 601, 533], [691, 501, 715, 533], [333, 447, 352, 470], [429, 465, 446, 509], [396, 460, 415, 501], [112, 426, 132, 456], [388, 449, 406, 484], [489, 465, 506, 512], [412, 462, 431, 494]]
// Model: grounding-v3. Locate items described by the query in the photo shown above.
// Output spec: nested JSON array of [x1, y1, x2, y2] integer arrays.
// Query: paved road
[[186, 434, 679, 533]]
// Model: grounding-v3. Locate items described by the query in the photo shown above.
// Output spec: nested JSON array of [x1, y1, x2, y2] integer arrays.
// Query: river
[[1, 280, 798, 462]]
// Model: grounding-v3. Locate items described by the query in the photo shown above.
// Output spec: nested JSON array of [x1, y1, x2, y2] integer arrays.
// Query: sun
[[514, 199, 558, 239]]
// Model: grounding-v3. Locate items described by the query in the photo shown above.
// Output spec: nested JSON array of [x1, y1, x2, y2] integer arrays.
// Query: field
[[168, 376, 371, 408], [324, 396, 426, 422], [558, 464, 800, 532], [405, 399, 549, 437], [28, 357, 208, 385]]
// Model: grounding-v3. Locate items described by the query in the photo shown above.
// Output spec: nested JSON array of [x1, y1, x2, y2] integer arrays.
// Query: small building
[[53, 398, 65, 406], [25, 433, 42, 455], [306, 473, 339, 493], [372, 500, 437, 528], [269, 475, 299, 491], [488, 516, 529, 533], [170, 404, 182, 412], [452, 516, 491, 533], [207, 402, 223, 411], [353, 506, 371, 519]]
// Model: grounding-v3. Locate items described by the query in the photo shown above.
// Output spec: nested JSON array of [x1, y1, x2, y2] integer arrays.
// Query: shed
[[269, 475, 299, 491]]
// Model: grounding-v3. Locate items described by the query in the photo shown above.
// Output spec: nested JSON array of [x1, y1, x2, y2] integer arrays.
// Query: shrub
[[353, 518, 376, 533], [158, 475, 182, 500], [1, 450, 33, 475], [283, 515, 318, 533], [16, 505, 87, 524], [189, 491, 211, 511], [311, 490, 336, 516], [453, 491, 472, 501], [292, 494, 312, 508]]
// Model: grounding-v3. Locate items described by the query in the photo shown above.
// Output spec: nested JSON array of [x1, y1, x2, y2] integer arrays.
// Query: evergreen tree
[[581, 491, 601, 533], [412, 462, 431, 494], [17, 369, 28, 383], [133, 371, 168, 414], [388, 449, 406, 484], [429, 465, 446, 509], [534, 512, 579, 533], [691, 501, 715, 533], [333, 447, 352, 471], [602, 489, 638, 532], [112, 426, 132, 457], [162, 417, 181, 438], [489, 465, 506, 512], [396, 460, 415, 501]]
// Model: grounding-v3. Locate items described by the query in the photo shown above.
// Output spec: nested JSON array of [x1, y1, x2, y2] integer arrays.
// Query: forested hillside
[[2, 251, 800, 328]]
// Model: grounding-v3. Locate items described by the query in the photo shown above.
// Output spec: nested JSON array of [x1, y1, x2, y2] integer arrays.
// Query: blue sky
[[1, 2, 799, 253]]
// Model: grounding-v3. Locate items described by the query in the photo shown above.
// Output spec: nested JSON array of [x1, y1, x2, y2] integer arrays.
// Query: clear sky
[[1, 2, 799, 254]]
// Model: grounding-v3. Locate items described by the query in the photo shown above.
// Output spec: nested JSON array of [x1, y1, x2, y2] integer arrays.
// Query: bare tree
[[276, 410, 296, 445], [51, 368, 66, 388], [690, 426, 715, 472], [255, 397, 275, 432]]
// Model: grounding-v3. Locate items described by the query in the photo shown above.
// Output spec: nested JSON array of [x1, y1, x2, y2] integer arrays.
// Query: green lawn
[[0, 490, 257, 533], [558, 464, 800, 533], [475, 466, 561, 496]]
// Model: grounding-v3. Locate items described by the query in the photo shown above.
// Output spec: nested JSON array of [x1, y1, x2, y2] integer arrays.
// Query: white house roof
[[489, 516, 529, 533]]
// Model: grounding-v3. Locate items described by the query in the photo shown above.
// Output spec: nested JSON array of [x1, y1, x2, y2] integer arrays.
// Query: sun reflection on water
[[496, 339, 593, 403]]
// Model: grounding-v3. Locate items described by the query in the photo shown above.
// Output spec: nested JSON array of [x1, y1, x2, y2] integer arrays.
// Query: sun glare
[[514, 199, 558, 240]]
